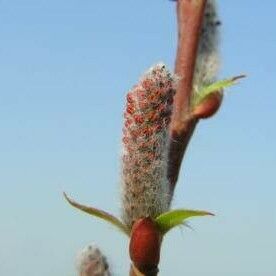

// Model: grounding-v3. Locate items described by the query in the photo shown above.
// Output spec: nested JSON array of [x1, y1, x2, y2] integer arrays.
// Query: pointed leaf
[[192, 75, 246, 107], [155, 209, 214, 235], [63, 192, 130, 236]]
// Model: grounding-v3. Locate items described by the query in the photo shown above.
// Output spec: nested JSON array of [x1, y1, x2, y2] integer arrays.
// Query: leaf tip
[[205, 211, 215, 216], [63, 191, 74, 205], [232, 74, 246, 83]]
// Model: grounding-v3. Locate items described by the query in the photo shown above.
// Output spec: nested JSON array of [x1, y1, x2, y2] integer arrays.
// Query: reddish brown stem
[[168, 118, 197, 190], [130, 265, 142, 276], [168, 0, 207, 193], [129, 265, 158, 276]]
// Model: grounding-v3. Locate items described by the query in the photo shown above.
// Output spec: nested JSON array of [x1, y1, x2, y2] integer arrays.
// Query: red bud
[[129, 218, 162, 274], [192, 91, 223, 119]]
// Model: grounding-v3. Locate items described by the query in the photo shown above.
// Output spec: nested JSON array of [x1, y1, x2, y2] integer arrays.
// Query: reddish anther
[[127, 104, 135, 115]]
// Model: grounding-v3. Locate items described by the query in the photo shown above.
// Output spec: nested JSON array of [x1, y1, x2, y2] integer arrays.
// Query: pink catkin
[[121, 63, 177, 228]]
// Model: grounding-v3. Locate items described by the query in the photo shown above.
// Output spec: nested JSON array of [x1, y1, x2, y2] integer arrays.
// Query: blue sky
[[0, 1, 275, 275]]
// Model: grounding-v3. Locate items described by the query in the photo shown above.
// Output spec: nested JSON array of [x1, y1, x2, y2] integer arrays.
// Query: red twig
[[168, 0, 207, 193], [129, 265, 157, 276]]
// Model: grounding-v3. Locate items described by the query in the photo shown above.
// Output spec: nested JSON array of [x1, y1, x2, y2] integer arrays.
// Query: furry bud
[[76, 244, 111, 276], [194, 0, 220, 87], [121, 63, 177, 227]]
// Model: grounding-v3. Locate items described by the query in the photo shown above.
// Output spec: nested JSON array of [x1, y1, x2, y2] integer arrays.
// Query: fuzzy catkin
[[194, 0, 220, 88], [76, 244, 111, 276], [121, 63, 176, 228]]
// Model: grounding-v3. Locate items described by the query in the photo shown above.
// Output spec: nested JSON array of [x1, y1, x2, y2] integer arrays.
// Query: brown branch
[[168, 0, 207, 193], [168, 118, 197, 191], [130, 265, 145, 276], [130, 265, 142, 276], [129, 265, 158, 276]]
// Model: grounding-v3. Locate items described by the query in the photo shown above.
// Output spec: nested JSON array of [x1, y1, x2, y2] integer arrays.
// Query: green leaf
[[192, 75, 246, 107], [154, 209, 214, 235], [63, 192, 130, 236]]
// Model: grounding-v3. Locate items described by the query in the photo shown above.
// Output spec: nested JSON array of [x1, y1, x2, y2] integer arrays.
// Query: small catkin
[[121, 63, 177, 228], [194, 0, 220, 88], [76, 244, 111, 276]]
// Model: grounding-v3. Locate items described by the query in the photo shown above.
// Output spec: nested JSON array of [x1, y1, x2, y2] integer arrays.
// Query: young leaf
[[63, 192, 130, 236], [154, 209, 214, 235], [192, 75, 246, 107]]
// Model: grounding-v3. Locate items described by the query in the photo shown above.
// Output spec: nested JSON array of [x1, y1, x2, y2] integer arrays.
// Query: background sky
[[0, 1, 275, 275]]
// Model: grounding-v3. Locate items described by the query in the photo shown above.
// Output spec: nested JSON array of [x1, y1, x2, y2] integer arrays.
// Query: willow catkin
[[194, 0, 220, 88], [76, 244, 111, 276], [121, 63, 177, 228]]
